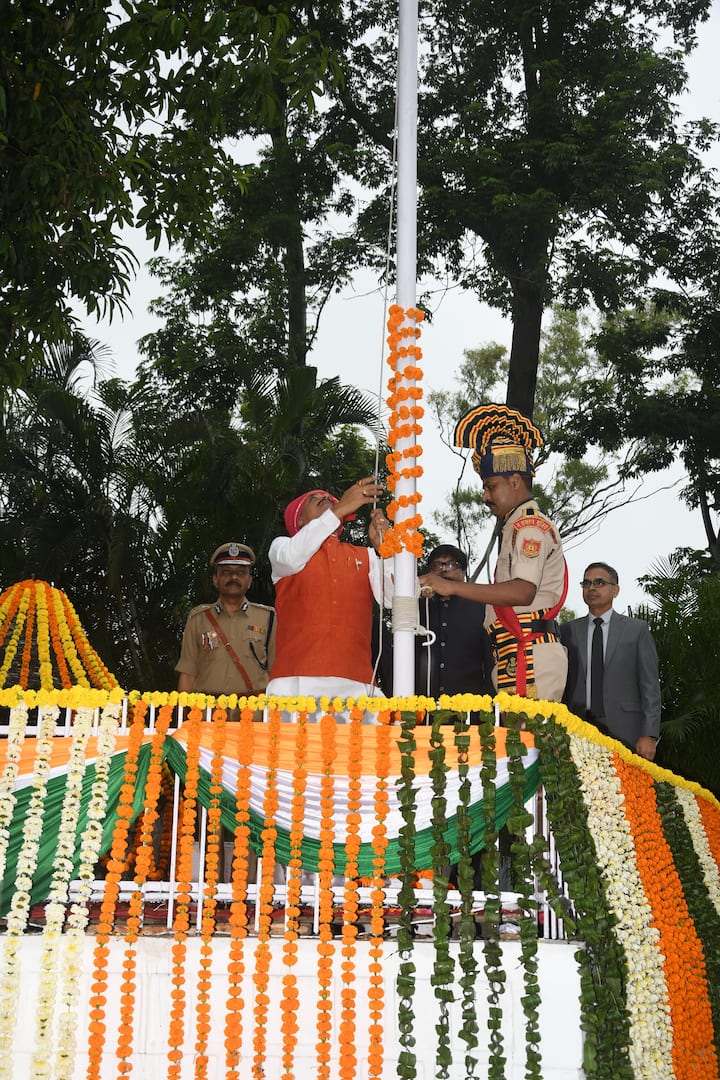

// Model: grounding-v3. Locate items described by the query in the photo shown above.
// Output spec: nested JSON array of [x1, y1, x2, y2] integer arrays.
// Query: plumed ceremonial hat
[[453, 403, 544, 478], [210, 542, 256, 567]]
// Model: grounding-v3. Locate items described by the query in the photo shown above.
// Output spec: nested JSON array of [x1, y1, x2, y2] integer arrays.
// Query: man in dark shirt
[[416, 544, 494, 698]]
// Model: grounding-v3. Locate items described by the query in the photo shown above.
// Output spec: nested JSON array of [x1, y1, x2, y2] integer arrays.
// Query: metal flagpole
[[391, 0, 419, 696]]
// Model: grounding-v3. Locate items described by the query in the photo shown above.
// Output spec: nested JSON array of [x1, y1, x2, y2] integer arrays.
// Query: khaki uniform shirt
[[485, 500, 565, 623], [484, 499, 567, 702], [175, 600, 276, 695]]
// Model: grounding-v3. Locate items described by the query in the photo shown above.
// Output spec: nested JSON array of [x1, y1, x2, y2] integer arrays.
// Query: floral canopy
[[0, 579, 118, 691]]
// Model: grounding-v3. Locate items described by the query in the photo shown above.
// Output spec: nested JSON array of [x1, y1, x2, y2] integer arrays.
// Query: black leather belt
[[529, 619, 560, 636]]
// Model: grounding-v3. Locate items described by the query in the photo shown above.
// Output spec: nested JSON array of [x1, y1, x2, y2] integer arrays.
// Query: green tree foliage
[[327, 0, 718, 417], [137, 2, 367, 403], [0, 336, 381, 689], [0, 0, 339, 386], [428, 308, 644, 570], [637, 549, 720, 798], [555, 295, 720, 563]]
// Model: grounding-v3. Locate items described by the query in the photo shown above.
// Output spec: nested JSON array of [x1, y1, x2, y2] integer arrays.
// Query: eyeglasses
[[429, 560, 462, 572], [580, 578, 615, 588]]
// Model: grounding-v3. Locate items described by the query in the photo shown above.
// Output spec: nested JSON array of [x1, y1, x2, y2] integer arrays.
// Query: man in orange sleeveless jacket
[[267, 477, 394, 703]]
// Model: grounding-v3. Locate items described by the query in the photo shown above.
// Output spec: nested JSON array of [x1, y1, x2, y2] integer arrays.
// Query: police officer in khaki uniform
[[176, 543, 276, 696], [419, 404, 568, 703]]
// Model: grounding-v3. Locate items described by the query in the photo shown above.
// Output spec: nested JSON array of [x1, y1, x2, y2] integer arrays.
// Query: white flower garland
[[675, 787, 720, 918], [54, 700, 120, 1080], [0, 706, 58, 1080], [0, 703, 29, 887], [568, 734, 675, 1080], [29, 707, 95, 1078]]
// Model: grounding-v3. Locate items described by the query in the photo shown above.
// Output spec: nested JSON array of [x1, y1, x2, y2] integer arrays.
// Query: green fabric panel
[[0, 745, 151, 917], [163, 738, 541, 876]]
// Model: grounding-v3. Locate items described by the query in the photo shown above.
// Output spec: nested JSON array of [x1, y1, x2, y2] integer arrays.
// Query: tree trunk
[[505, 282, 544, 419], [271, 113, 308, 369], [697, 482, 720, 564]]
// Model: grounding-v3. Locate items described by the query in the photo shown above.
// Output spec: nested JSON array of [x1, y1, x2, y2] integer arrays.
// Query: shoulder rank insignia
[[513, 515, 551, 532]]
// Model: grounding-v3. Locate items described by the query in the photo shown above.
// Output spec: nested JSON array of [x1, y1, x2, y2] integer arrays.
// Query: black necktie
[[591, 617, 604, 719]]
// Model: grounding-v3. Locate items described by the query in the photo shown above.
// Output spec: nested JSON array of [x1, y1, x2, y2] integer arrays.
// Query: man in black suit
[[415, 544, 494, 698], [560, 562, 661, 760]]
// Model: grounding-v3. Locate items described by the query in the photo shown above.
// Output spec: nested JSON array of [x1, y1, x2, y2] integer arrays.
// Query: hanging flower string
[[0, 704, 57, 1080], [0, 702, 29, 888], [86, 697, 148, 1080], [0, 704, 31, 1080], [40, 581, 72, 689], [30, 705, 94, 1080], [193, 706, 227, 1078], [315, 709, 338, 1080], [0, 583, 24, 654], [59, 590, 116, 690], [280, 710, 308, 1080], [115, 703, 174, 1075], [367, 711, 391, 1079], [0, 585, 30, 689], [224, 706, 255, 1080], [380, 304, 425, 559], [338, 706, 364, 1080], [18, 585, 36, 691], [167, 705, 202, 1079], [56, 697, 121, 1080], [252, 707, 282, 1079]]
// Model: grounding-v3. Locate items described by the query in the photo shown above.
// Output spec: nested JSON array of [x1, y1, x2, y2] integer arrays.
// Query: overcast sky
[[77, 3, 720, 613]]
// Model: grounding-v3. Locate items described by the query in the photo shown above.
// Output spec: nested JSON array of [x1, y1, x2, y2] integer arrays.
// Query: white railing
[[13, 698, 573, 942]]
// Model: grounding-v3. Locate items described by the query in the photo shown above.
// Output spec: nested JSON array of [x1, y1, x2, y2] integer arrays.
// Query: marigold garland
[[280, 710, 308, 1080], [0, 580, 119, 691], [315, 709, 338, 1080], [86, 697, 148, 1080], [224, 706, 255, 1079], [0, 686, 718, 1080], [697, 797, 720, 909], [367, 711, 391, 1078], [252, 707, 282, 1079], [115, 703, 174, 1075], [192, 707, 227, 1077], [57, 699, 120, 1080], [615, 757, 718, 1079], [18, 585, 36, 690], [167, 704, 202, 1079], [0, 585, 30, 688], [379, 304, 425, 559], [41, 581, 72, 690], [337, 706, 364, 1080], [59, 590, 116, 690]]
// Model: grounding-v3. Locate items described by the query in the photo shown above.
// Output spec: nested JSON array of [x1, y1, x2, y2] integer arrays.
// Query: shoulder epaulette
[[187, 602, 214, 619]]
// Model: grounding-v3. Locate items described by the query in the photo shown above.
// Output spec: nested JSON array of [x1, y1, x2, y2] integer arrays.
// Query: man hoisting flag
[[419, 403, 568, 702]]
